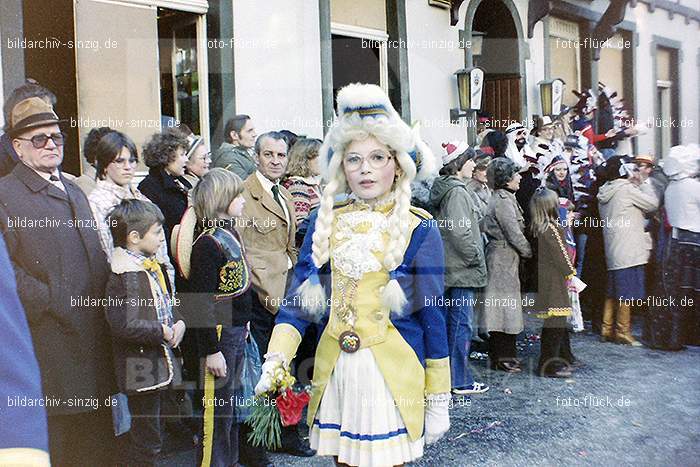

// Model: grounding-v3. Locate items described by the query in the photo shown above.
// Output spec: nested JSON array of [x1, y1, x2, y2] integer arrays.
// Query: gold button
[[374, 311, 384, 321]]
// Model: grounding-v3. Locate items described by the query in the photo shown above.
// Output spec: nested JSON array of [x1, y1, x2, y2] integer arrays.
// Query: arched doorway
[[464, 0, 526, 129]]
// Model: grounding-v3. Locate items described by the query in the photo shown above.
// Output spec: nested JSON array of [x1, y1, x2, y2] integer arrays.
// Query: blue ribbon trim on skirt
[[313, 420, 409, 441]]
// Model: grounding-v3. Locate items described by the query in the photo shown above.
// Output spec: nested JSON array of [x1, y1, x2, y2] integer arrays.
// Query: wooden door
[[483, 74, 521, 130]]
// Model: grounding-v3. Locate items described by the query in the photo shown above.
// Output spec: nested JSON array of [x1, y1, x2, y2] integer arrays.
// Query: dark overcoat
[[0, 162, 114, 415], [138, 167, 192, 257]]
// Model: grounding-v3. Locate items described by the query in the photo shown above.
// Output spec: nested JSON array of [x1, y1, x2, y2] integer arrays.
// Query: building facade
[[0, 0, 698, 176]]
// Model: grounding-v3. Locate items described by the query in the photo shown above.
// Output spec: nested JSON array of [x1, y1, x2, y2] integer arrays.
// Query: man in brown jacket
[[236, 131, 297, 350], [235, 131, 313, 459]]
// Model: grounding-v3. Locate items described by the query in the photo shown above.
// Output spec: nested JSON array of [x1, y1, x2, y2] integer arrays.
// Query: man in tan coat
[[236, 131, 314, 458], [236, 131, 297, 355]]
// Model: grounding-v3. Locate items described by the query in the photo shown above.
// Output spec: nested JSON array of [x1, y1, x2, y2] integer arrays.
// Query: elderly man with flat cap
[[0, 93, 115, 466]]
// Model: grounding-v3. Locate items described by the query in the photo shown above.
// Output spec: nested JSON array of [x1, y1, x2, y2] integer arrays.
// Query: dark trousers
[[294, 323, 318, 386], [124, 391, 163, 467], [489, 331, 517, 363], [538, 317, 569, 374], [48, 407, 114, 467], [580, 227, 606, 333], [559, 329, 575, 364], [248, 277, 306, 455], [199, 325, 247, 467], [250, 294, 277, 362]]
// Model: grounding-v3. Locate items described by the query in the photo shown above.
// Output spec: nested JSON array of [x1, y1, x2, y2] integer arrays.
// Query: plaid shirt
[[88, 180, 176, 288], [124, 249, 174, 327]]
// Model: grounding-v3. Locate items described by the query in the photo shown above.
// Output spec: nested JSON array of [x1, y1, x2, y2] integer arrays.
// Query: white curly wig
[[297, 83, 438, 320]]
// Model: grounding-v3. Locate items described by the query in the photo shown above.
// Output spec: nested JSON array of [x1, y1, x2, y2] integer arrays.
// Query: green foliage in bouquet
[[246, 395, 282, 450], [246, 360, 298, 450]]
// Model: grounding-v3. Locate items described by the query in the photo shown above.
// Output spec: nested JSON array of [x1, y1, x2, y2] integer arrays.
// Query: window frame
[[330, 22, 389, 93]]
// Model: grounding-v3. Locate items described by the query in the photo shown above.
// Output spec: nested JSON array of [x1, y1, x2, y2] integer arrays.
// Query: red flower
[[276, 389, 311, 427]]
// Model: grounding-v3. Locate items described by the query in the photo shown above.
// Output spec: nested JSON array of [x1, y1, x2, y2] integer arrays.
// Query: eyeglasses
[[16, 132, 66, 149], [195, 152, 212, 162], [343, 152, 394, 172]]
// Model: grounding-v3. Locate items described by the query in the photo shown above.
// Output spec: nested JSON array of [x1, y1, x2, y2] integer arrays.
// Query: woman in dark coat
[[481, 158, 532, 373], [137, 128, 196, 429], [138, 128, 192, 266]]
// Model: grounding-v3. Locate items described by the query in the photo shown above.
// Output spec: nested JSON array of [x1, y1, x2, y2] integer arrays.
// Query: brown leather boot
[[615, 303, 642, 346], [600, 298, 615, 342]]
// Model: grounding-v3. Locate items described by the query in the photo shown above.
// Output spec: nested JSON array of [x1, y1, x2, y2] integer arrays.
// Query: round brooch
[[338, 330, 361, 353]]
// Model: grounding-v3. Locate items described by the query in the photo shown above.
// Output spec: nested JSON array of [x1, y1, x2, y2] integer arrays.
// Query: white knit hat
[[319, 83, 438, 183], [441, 140, 470, 166], [299, 83, 439, 320]]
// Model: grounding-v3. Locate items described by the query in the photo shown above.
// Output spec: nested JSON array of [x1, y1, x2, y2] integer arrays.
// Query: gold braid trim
[[536, 307, 573, 318], [548, 222, 575, 275]]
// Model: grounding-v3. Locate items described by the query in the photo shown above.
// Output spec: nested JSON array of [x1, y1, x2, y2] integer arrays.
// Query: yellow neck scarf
[[142, 257, 168, 295]]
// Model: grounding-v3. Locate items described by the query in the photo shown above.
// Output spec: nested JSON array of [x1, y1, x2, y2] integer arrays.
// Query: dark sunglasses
[[16, 132, 66, 149]]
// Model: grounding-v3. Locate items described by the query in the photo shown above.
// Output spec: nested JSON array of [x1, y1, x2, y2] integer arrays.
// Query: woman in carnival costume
[[255, 83, 451, 466]]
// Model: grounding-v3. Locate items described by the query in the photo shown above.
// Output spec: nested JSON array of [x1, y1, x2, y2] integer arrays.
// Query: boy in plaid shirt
[[105, 199, 186, 466]]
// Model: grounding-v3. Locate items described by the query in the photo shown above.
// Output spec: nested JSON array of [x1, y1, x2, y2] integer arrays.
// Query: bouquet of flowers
[[247, 359, 311, 449]]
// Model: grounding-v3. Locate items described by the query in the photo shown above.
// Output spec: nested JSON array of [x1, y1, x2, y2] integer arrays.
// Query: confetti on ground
[[504, 388, 512, 395], [469, 421, 503, 434]]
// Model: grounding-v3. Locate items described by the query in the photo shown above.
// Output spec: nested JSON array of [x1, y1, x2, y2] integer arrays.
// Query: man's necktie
[[271, 184, 283, 209], [48, 174, 66, 193]]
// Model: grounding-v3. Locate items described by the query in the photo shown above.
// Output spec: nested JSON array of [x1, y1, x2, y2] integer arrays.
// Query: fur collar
[[111, 247, 148, 274]]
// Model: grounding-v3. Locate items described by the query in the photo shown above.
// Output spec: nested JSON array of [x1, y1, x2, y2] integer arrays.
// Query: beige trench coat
[[480, 189, 532, 334], [597, 179, 659, 271]]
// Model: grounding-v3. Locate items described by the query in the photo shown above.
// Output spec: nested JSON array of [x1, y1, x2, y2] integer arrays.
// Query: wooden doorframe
[[462, 0, 527, 123]]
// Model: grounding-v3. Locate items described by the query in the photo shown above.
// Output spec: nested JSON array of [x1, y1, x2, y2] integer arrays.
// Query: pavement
[[160, 315, 700, 466]]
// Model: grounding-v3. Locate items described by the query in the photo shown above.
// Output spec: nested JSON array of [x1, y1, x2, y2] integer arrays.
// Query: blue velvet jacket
[[0, 232, 50, 465], [267, 201, 450, 441]]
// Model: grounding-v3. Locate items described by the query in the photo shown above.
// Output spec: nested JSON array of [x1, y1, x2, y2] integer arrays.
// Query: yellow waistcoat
[[268, 201, 450, 441]]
